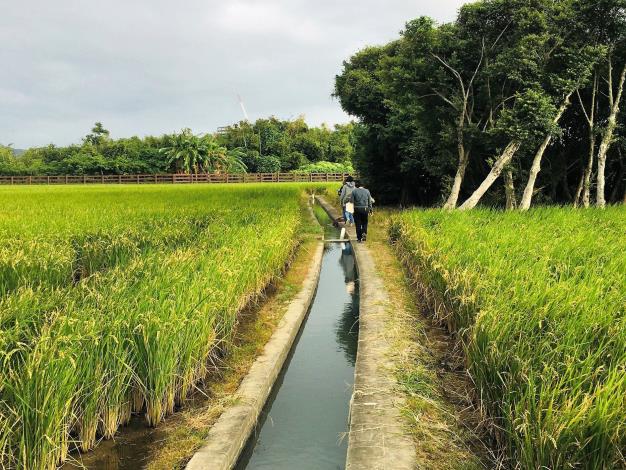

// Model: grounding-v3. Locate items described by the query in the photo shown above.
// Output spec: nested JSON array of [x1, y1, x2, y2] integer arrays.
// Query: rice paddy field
[[390, 207, 626, 469], [0, 183, 321, 470]]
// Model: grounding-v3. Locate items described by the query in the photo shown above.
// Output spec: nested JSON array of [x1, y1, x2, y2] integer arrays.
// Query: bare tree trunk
[[435, 45, 484, 210], [597, 60, 626, 208], [519, 93, 573, 210], [574, 72, 599, 208], [582, 131, 596, 207], [439, 91, 470, 210], [573, 169, 584, 207], [443, 146, 470, 209], [504, 169, 517, 209], [459, 141, 521, 210], [520, 134, 553, 209]]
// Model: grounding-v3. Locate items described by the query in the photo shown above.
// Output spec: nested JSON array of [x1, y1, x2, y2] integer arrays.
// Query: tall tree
[[596, 55, 626, 206], [574, 73, 599, 207], [83, 122, 111, 146], [519, 44, 599, 210], [460, 88, 562, 210], [572, 0, 626, 206], [335, 0, 626, 208], [460, 1, 593, 210], [160, 130, 247, 174], [393, 17, 485, 209]]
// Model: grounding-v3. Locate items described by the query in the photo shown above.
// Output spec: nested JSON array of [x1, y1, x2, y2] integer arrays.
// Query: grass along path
[[362, 211, 492, 469], [390, 207, 626, 468], [147, 203, 323, 469]]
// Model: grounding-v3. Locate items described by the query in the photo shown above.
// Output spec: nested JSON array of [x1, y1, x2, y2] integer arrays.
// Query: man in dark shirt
[[349, 181, 373, 242]]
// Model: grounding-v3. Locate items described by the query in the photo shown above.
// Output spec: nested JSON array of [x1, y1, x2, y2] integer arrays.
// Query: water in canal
[[236, 227, 359, 469]]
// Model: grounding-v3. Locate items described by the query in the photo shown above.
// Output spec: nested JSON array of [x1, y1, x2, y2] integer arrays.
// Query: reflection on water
[[236, 240, 359, 470], [336, 243, 359, 366]]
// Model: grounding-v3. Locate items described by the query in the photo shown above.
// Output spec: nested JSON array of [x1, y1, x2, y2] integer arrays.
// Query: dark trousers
[[354, 209, 369, 240]]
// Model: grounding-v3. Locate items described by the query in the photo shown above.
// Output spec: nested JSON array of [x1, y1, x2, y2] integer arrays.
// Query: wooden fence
[[0, 173, 353, 186]]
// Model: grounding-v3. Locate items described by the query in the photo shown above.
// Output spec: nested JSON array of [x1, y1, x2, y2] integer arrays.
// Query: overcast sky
[[1, 0, 467, 148]]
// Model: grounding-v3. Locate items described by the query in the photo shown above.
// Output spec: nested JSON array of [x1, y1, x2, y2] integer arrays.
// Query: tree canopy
[[215, 116, 355, 172], [334, 0, 626, 207]]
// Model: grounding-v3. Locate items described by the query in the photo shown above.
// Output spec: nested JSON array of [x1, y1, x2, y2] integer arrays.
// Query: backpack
[[342, 184, 355, 204]]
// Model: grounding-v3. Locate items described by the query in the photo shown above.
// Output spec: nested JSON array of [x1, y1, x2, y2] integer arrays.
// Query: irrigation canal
[[66, 209, 359, 469], [236, 220, 359, 469]]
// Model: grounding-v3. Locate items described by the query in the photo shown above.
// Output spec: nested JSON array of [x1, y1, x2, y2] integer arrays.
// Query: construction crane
[[235, 94, 250, 149], [237, 94, 263, 154], [238, 94, 250, 122]]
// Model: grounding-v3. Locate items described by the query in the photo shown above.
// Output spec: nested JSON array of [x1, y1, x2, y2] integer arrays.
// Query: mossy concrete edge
[[185, 235, 324, 470], [316, 196, 416, 470]]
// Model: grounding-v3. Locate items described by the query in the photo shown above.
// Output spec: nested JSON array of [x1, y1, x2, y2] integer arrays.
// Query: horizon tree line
[[0, 117, 355, 176]]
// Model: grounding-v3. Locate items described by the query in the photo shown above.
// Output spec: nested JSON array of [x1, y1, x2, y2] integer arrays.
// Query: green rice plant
[[390, 207, 626, 469], [0, 239, 74, 296], [0, 214, 222, 297], [0, 183, 327, 468], [2, 330, 79, 470], [0, 288, 71, 383], [0, 382, 12, 469]]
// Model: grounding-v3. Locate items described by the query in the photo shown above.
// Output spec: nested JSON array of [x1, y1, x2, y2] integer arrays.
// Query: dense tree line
[[215, 116, 355, 173], [335, 0, 626, 207], [0, 118, 355, 176], [1, 123, 171, 176]]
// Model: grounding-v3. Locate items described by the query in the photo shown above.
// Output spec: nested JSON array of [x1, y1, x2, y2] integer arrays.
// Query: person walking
[[339, 176, 355, 225], [349, 180, 373, 242]]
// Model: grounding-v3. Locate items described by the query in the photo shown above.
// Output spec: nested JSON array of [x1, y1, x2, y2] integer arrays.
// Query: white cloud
[[0, 88, 31, 106], [0, 0, 468, 147], [214, 1, 323, 43]]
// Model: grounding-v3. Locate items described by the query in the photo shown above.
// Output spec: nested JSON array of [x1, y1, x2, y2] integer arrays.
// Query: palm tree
[[202, 135, 229, 172], [205, 139, 247, 173], [160, 128, 202, 174], [225, 148, 248, 173], [161, 130, 247, 174]]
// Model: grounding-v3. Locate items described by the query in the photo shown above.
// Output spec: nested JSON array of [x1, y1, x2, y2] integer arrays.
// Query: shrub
[[295, 160, 354, 174]]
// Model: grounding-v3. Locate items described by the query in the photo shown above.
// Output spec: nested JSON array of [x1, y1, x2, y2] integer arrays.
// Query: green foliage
[[4, 119, 354, 176], [216, 117, 355, 171], [334, 46, 390, 125], [334, 0, 626, 206], [256, 154, 282, 173], [159, 128, 246, 174], [6, 132, 170, 176], [82, 122, 110, 146], [0, 145, 26, 175], [496, 88, 558, 143], [294, 160, 355, 174], [391, 207, 626, 468]]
